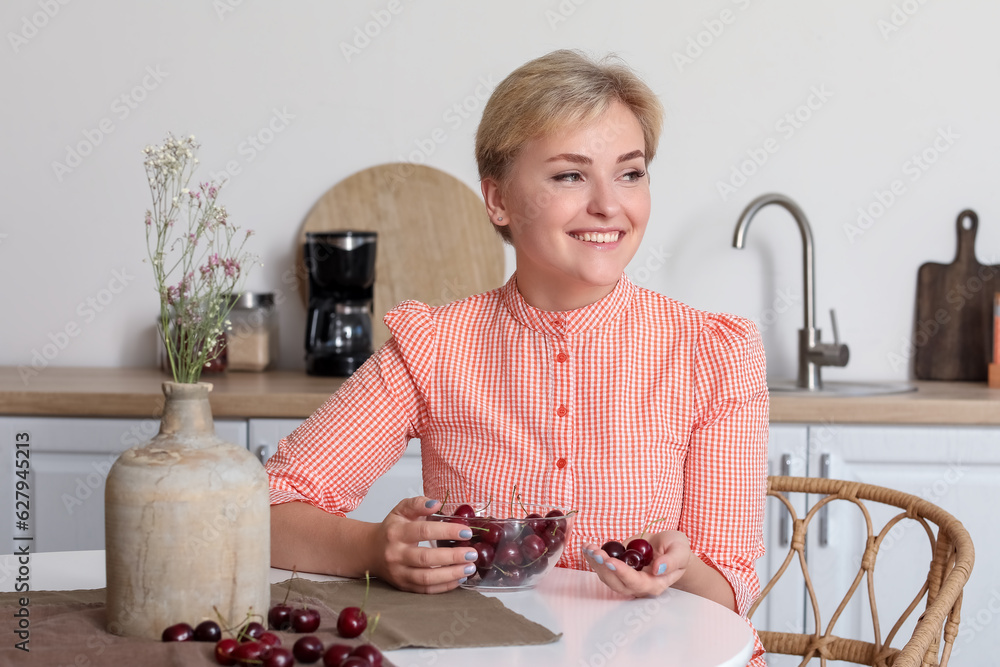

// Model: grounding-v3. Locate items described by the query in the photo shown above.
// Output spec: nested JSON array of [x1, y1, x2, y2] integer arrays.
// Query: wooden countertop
[[1, 367, 999, 425]]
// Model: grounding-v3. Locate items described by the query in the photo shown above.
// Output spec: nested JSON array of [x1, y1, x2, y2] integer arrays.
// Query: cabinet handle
[[779, 454, 792, 546], [819, 453, 831, 546], [255, 445, 271, 463]]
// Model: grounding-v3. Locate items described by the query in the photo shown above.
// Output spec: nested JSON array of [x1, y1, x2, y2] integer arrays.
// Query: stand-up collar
[[500, 273, 635, 337]]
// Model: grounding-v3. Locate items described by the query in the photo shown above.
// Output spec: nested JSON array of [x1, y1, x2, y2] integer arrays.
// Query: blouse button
[[555, 352, 569, 363], [556, 406, 568, 417], [555, 457, 567, 469]]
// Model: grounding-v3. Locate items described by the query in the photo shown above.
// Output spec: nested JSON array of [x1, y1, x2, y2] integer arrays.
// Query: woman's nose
[[586, 180, 621, 218]]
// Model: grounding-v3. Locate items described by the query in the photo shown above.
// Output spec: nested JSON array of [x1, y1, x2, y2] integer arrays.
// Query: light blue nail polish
[[657, 563, 667, 575], [458, 577, 468, 584], [594, 554, 604, 564], [425, 499, 440, 508], [459, 529, 473, 539], [464, 564, 476, 575], [606, 562, 617, 571], [465, 551, 477, 561]]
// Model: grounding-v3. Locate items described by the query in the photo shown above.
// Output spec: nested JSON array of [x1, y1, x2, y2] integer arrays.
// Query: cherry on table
[[161, 622, 194, 642], [268, 603, 293, 630], [322, 643, 353, 666], [601, 540, 626, 561], [263, 646, 295, 667], [241, 621, 266, 641], [341, 657, 373, 667], [194, 620, 222, 642], [291, 607, 321, 633], [352, 643, 384, 667], [214, 637, 239, 665], [293, 635, 325, 663], [259, 631, 282, 649], [232, 641, 268, 663], [337, 606, 368, 638]]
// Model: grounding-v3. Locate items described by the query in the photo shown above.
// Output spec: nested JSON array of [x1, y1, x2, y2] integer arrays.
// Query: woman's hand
[[581, 530, 693, 598], [368, 497, 480, 594]]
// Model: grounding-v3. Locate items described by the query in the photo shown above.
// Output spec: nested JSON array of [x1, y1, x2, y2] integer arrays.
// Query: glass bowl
[[428, 502, 575, 591]]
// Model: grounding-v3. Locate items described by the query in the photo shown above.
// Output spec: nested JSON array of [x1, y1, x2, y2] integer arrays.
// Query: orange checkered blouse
[[267, 274, 768, 663]]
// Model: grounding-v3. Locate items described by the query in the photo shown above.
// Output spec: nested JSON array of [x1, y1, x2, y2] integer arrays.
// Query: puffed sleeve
[[265, 301, 436, 516], [681, 312, 768, 617]]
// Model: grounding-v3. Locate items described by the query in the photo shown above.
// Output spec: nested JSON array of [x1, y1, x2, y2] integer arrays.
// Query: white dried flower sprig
[[143, 133, 257, 384]]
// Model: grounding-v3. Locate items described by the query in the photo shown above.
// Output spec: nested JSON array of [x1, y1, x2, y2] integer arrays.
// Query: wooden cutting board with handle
[[298, 163, 505, 349], [914, 210, 1000, 380]]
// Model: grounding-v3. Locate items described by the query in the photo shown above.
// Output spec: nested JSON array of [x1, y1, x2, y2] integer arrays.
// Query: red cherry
[[480, 521, 503, 546], [601, 540, 626, 560], [623, 548, 644, 571], [341, 657, 373, 667], [453, 503, 477, 519], [351, 644, 384, 667], [494, 541, 522, 568], [263, 646, 295, 667], [162, 622, 194, 642], [215, 637, 240, 665], [541, 527, 566, 551], [291, 607, 321, 633], [337, 606, 368, 638], [268, 603, 293, 630], [293, 636, 325, 663], [627, 538, 654, 567], [194, 620, 222, 642], [240, 621, 266, 641], [259, 631, 282, 649], [232, 641, 268, 663], [322, 643, 353, 666], [519, 533, 547, 562], [474, 541, 495, 573]]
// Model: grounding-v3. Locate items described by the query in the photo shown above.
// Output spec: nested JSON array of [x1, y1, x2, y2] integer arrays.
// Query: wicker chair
[[749, 476, 975, 666]]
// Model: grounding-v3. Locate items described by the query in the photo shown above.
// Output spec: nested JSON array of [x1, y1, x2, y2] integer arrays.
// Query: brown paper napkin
[[275, 577, 561, 649], [0, 579, 559, 665]]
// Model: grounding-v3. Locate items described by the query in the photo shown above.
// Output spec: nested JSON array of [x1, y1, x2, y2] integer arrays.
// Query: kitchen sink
[[767, 380, 918, 397]]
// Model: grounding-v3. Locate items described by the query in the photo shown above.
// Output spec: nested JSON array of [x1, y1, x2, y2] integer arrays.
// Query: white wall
[[2, 0, 997, 384]]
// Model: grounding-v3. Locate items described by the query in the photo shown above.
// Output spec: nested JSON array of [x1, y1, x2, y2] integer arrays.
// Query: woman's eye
[[623, 169, 646, 182], [554, 172, 582, 182]]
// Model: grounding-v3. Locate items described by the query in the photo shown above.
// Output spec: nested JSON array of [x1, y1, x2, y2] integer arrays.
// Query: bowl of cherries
[[428, 501, 575, 591]]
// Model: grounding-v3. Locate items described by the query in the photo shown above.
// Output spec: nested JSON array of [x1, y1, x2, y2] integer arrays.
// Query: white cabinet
[[248, 419, 423, 524], [0, 417, 247, 554], [752, 424, 809, 667], [804, 425, 1000, 666]]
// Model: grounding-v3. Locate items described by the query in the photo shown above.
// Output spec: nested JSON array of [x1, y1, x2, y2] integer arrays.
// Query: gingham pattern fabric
[[267, 274, 768, 664]]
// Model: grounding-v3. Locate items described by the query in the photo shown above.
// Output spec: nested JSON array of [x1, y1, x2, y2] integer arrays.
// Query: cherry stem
[[281, 565, 298, 606], [368, 611, 381, 640], [639, 516, 670, 539], [516, 492, 529, 517], [362, 570, 371, 612], [509, 484, 517, 519]]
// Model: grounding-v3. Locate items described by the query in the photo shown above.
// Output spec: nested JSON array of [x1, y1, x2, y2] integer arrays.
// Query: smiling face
[[481, 102, 651, 311]]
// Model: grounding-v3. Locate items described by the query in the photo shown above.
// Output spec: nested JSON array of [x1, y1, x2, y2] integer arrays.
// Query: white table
[[1, 550, 754, 667]]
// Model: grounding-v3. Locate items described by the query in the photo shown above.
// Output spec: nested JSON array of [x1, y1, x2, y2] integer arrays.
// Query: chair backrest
[[750, 476, 974, 667]]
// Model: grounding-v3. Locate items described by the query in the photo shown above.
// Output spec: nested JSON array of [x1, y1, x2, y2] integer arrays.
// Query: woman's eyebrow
[[545, 150, 646, 165]]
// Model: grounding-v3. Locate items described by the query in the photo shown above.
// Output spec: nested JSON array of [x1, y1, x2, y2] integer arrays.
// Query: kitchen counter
[[1, 366, 999, 425]]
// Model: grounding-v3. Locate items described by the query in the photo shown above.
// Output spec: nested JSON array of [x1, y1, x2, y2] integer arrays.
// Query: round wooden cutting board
[[298, 163, 506, 349]]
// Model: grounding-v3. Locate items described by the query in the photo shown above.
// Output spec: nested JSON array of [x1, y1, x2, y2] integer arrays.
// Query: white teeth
[[571, 232, 620, 243]]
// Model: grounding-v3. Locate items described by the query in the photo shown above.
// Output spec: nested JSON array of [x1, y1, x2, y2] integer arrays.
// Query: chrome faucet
[[733, 193, 849, 390]]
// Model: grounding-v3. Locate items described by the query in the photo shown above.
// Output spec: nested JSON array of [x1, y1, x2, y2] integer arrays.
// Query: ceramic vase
[[104, 381, 270, 638]]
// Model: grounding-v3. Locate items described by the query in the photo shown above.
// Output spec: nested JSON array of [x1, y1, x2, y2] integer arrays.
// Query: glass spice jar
[[226, 293, 278, 372]]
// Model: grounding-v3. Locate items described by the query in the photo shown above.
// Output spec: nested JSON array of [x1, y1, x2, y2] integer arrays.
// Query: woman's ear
[[481, 178, 510, 229]]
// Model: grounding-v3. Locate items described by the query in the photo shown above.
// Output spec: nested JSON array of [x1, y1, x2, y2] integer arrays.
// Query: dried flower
[[143, 132, 257, 383]]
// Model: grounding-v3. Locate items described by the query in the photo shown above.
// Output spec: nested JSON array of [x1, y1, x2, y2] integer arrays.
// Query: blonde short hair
[[475, 50, 664, 241]]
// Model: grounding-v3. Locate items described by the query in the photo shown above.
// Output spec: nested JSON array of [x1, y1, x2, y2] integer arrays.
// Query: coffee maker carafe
[[303, 231, 377, 376]]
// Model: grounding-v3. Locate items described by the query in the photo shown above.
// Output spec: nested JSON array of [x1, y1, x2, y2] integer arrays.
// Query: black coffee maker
[[303, 231, 377, 376]]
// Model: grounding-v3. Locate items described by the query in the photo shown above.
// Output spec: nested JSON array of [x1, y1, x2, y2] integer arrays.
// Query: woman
[[267, 49, 767, 664]]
